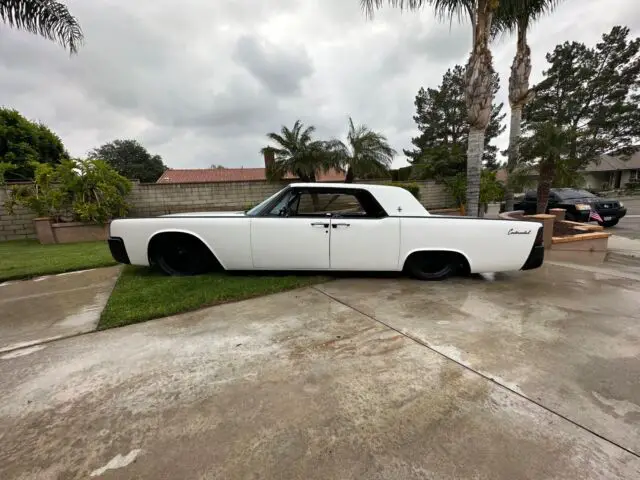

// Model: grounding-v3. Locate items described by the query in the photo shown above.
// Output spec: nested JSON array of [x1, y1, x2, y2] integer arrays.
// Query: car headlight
[[619, 201, 624, 208], [575, 204, 591, 211]]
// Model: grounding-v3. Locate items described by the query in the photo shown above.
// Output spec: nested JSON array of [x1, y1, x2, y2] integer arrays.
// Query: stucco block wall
[[0, 180, 452, 241]]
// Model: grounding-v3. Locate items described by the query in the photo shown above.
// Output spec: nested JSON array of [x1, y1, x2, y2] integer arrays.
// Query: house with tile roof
[[157, 150, 345, 184]]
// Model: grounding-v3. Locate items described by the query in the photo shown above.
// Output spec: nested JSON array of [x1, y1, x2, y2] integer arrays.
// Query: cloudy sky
[[1, 0, 639, 170]]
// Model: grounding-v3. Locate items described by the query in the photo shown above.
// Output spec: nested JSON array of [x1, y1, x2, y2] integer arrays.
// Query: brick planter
[[33, 218, 109, 244]]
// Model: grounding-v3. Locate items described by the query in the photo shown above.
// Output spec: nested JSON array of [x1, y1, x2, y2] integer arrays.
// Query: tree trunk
[[504, 105, 522, 211], [504, 20, 532, 212], [463, 0, 495, 217], [345, 167, 354, 183], [536, 160, 555, 214], [466, 128, 484, 217]]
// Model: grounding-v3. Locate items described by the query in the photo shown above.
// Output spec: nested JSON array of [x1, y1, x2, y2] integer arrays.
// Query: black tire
[[405, 251, 459, 281], [151, 233, 217, 276], [600, 219, 619, 228]]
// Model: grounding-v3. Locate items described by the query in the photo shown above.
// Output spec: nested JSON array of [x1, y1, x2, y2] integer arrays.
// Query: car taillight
[[534, 226, 544, 246]]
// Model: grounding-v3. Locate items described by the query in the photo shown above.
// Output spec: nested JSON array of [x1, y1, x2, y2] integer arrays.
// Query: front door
[[250, 189, 330, 270]]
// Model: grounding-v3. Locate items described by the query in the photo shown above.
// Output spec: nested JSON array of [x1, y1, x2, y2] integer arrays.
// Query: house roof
[[584, 151, 640, 172], [157, 167, 345, 184]]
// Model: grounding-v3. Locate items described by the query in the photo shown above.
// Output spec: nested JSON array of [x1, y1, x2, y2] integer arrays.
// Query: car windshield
[[554, 189, 596, 200], [245, 187, 289, 216]]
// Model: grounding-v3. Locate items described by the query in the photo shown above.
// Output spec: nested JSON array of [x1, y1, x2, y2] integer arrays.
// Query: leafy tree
[[494, 0, 563, 211], [327, 117, 396, 183], [262, 120, 338, 182], [404, 65, 506, 180], [362, 0, 505, 216], [0, 108, 69, 181], [521, 26, 640, 213], [88, 139, 167, 183], [0, 0, 83, 53]]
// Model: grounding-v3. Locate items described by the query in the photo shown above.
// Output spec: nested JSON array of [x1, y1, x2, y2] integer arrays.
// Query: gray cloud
[[233, 35, 314, 95], [0, 0, 638, 169]]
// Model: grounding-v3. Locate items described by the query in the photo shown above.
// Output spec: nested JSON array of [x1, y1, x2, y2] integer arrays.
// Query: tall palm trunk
[[345, 167, 355, 183], [464, 0, 496, 217], [536, 158, 554, 213], [504, 19, 532, 211]]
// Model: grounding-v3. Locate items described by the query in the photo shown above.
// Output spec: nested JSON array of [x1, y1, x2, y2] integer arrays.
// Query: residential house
[[495, 150, 640, 192], [157, 150, 345, 184], [582, 151, 640, 190]]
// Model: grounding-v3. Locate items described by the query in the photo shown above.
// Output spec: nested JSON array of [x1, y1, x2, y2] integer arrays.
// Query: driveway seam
[[312, 285, 640, 460]]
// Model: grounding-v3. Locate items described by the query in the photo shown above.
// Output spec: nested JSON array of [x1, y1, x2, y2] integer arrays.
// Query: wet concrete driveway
[[1, 263, 639, 479], [0, 267, 120, 353]]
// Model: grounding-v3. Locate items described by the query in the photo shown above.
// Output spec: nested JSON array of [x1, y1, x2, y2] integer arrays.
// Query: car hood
[[160, 211, 246, 217]]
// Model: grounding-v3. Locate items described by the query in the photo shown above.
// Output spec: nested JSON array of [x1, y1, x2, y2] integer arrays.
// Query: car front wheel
[[151, 233, 217, 276], [405, 251, 459, 281]]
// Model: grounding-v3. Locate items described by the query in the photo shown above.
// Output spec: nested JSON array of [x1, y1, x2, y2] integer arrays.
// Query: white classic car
[[108, 183, 544, 280]]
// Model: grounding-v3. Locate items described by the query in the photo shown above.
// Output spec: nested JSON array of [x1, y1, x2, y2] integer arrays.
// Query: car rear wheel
[[599, 219, 619, 228], [405, 251, 461, 281], [150, 233, 218, 276]]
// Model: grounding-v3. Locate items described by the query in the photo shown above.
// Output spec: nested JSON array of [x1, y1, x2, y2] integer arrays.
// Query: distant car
[[108, 183, 544, 280], [507, 188, 626, 228]]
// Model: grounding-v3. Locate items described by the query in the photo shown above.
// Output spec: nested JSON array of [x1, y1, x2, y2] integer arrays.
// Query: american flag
[[589, 209, 603, 223]]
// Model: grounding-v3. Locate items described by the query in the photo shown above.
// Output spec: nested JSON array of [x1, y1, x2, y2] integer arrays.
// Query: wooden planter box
[[33, 218, 109, 244], [549, 232, 610, 264]]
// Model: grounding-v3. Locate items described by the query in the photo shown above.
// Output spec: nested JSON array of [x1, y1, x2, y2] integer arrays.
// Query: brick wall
[[0, 180, 452, 241], [0, 188, 37, 241]]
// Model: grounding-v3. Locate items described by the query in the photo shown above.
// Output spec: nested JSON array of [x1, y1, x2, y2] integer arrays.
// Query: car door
[[295, 188, 400, 271], [522, 191, 537, 214], [250, 188, 330, 270]]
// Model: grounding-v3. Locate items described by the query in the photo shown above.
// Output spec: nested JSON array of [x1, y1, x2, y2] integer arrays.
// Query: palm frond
[[492, 0, 563, 35], [0, 0, 84, 54], [360, 0, 430, 19]]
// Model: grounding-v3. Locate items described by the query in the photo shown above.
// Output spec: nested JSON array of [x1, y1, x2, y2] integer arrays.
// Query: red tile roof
[[157, 167, 345, 184]]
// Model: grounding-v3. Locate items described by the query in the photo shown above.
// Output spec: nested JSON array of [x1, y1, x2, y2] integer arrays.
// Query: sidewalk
[[607, 235, 640, 259]]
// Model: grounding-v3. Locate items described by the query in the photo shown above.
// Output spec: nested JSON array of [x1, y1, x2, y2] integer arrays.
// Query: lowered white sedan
[[108, 183, 544, 280]]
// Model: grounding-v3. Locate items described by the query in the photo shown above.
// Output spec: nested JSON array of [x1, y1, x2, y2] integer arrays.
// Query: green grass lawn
[[0, 239, 117, 282], [99, 266, 330, 330]]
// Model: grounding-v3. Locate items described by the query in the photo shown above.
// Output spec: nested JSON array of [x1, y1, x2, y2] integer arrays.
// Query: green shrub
[[4, 159, 131, 224], [387, 182, 421, 200]]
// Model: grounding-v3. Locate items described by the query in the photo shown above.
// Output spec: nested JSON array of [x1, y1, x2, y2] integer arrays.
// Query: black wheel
[[405, 251, 458, 281], [600, 219, 619, 228], [151, 234, 217, 276]]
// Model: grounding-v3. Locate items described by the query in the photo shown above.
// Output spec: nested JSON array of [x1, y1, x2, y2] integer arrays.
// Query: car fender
[[146, 228, 226, 269], [400, 248, 472, 272]]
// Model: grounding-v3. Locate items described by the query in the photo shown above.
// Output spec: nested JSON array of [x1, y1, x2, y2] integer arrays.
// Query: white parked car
[[108, 183, 544, 280]]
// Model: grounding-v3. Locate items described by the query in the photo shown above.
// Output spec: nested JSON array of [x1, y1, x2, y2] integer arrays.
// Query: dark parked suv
[[507, 188, 627, 228]]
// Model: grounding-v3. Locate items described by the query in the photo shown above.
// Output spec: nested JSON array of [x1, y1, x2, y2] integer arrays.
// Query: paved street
[[607, 196, 640, 239], [1, 263, 639, 479]]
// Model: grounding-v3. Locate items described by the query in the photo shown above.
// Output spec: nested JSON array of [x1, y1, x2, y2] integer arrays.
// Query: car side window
[[296, 192, 366, 216], [263, 190, 299, 217], [271, 189, 388, 218]]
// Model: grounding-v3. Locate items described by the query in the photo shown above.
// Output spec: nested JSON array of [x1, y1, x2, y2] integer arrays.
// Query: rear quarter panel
[[400, 217, 539, 273], [109, 217, 252, 269]]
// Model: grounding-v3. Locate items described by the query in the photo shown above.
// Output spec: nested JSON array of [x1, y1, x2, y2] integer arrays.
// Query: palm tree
[[262, 120, 337, 182], [361, 0, 501, 216], [1, 0, 83, 54], [494, 0, 562, 211], [329, 117, 396, 183]]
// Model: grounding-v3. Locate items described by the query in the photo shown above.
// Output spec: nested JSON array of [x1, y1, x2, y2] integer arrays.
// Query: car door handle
[[310, 222, 329, 228], [332, 223, 350, 228]]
